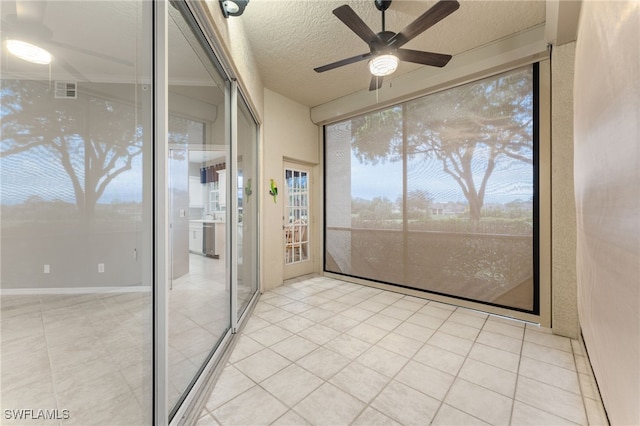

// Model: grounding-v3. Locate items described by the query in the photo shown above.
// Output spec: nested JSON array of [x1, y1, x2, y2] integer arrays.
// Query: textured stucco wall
[[551, 42, 579, 338], [262, 89, 320, 290]]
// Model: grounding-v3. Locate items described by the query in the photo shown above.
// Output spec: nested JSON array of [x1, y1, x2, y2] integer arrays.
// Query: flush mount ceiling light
[[368, 54, 398, 77], [5, 39, 52, 64], [219, 0, 249, 18]]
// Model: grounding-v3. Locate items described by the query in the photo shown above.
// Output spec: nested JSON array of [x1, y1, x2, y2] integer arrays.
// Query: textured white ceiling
[[239, 0, 546, 107]]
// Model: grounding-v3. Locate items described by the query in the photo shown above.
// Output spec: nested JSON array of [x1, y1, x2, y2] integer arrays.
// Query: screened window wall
[[325, 65, 538, 313]]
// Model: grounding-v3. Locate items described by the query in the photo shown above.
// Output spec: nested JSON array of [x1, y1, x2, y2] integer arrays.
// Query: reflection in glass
[[236, 96, 259, 316], [167, 5, 230, 417], [1, 1, 153, 424], [325, 66, 536, 312]]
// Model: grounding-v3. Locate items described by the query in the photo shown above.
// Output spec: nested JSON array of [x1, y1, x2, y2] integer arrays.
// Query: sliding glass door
[[1, 1, 154, 423]]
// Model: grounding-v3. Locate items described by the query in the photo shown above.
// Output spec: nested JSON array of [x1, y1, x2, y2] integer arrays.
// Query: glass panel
[[325, 66, 536, 312], [285, 168, 310, 265], [1, 1, 153, 424], [236, 96, 258, 317], [167, 5, 230, 416]]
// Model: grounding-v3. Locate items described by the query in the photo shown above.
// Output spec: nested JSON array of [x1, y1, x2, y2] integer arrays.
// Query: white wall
[[262, 89, 320, 290], [574, 2, 640, 424]]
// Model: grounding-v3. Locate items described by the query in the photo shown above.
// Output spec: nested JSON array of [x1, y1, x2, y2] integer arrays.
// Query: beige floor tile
[[341, 306, 376, 322], [428, 331, 474, 356], [393, 321, 435, 342], [413, 343, 466, 376], [476, 330, 523, 354], [356, 346, 410, 377], [364, 313, 403, 331], [261, 364, 323, 407], [518, 356, 581, 394], [439, 320, 481, 340], [241, 316, 270, 334], [515, 376, 587, 425], [270, 410, 311, 426], [432, 404, 491, 425], [444, 378, 513, 425], [321, 313, 359, 332], [228, 335, 264, 363], [448, 310, 487, 328], [395, 359, 455, 401], [293, 383, 365, 426], [324, 334, 371, 360], [205, 365, 255, 411], [246, 324, 292, 347], [329, 362, 390, 403], [524, 328, 573, 352], [299, 307, 334, 323], [298, 323, 340, 345], [256, 307, 294, 324], [419, 304, 454, 319], [270, 335, 319, 362], [378, 306, 415, 321], [468, 342, 520, 373], [406, 312, 447, 330], [510, 401, 581, 425], [275, 315, 315, 334], [346, 322, 389, 344], [483, 320, 525, 340], [296, 347, 350, 380], [356, 299, 388, 313], [377, 332, 424, 357], [583, 395, 609, 426], [371, 380, 441, 425], [195, 412, 220, 425], [352, 407, 402, 426], [391, 298, 425, 312], [234, 348, 290, 383], [458, 358, 517, 397], [522, 341, 575, 370], [212, 386, 287, 426]]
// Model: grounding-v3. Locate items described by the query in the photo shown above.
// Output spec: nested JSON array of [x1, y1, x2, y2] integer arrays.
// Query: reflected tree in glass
[[1, 80, 143, 219]]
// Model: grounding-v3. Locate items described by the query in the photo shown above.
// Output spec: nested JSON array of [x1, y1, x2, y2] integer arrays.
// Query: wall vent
[[54, 81, 77, 99]]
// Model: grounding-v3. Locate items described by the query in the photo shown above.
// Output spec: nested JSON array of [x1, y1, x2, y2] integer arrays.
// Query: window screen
[[325, 65, 537, 313]]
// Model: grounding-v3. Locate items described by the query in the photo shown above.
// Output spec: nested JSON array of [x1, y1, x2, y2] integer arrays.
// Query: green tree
[[351, 67, 533, 222], [1, 80, 143, 218]]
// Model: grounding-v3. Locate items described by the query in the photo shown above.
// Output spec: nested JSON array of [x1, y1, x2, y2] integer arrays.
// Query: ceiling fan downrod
[[375, 0, 392, 31]]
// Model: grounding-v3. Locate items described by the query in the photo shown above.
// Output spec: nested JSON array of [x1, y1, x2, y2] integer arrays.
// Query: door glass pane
[[285, 168, 309, 265], [167, 5, 230, 417], [236, 96, 258, 317], [325, 66, 536, 313], [1, 1, 153, 424]]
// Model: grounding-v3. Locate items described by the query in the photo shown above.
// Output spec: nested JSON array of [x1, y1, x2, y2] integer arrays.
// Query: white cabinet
[[217, 170, 226, 208], [189, 176, 204, 208], [189, 222, 203, 253]]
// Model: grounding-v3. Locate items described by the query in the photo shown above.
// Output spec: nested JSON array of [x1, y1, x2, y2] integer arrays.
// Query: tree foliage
[[351, 67, 534, 222], [1, 80, 143, 218]]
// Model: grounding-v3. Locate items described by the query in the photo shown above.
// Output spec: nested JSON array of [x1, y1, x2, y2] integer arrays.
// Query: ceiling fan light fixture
[[5, 39, 51, 65], [219, 0, 249, 18], [368, 54, 398, 77]]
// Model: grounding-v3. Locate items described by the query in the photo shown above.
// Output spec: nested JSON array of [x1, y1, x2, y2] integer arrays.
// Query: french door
[[283, 162, 314, 279]]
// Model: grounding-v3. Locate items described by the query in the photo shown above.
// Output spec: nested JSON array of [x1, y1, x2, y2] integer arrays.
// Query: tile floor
[[196, 276, 609, 426], [0, 253, 233, 425]]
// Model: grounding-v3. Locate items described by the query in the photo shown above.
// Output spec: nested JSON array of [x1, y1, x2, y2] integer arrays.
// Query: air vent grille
[[54, 81, 77, 99]]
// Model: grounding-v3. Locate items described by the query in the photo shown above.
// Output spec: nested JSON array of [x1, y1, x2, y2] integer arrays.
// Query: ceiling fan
[[314, 0, 460, 91], [2, 1, 132, 80]]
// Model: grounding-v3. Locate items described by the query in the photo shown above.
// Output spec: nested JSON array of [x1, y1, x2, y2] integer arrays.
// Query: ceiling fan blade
[[389, 0, 460, 48], [314, 52, 372, 73], [369, 75, 384, 91], [47, 40, 134, 67], [397, 49, 452, 67], [55, 56, 88, 81], [333, 5, 379, 46]]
